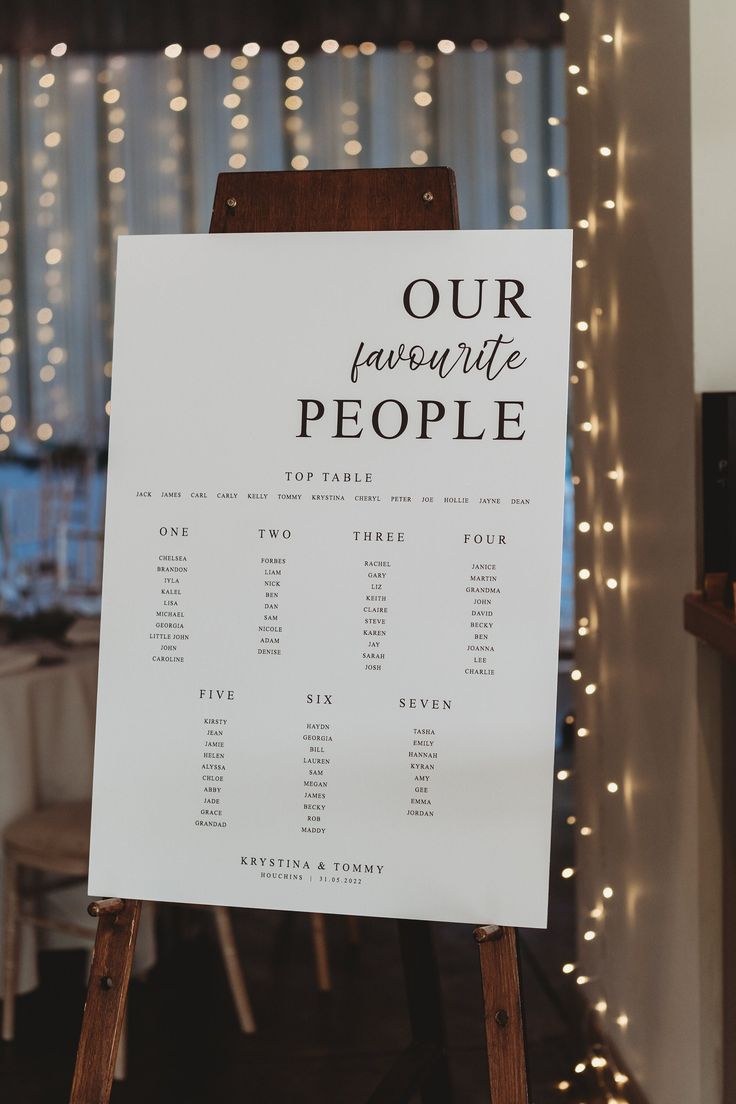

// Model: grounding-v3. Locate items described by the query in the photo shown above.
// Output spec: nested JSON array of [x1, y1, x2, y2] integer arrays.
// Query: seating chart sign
[[89, 230, 571, 927]]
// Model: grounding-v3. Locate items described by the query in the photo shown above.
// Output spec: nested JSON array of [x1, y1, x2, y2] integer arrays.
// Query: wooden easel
[[69, 167, 530, 1104]]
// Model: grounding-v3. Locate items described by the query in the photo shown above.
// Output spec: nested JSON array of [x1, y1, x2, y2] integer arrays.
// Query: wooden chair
[[2, 801, 93, 1043], [1, 801, 257, 1056]]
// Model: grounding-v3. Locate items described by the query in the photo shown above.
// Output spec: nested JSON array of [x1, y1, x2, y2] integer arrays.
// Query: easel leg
[[398, 920, 452, 1103], [346, 915, 361, 946], [473, 926, 529, 1104], [69, 898, 141, 1104], [310, 913, 332, 992], [1, 854, 20, 1041]]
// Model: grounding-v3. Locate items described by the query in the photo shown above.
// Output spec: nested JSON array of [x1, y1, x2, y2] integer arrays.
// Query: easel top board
[[209, 166, 459, 233]]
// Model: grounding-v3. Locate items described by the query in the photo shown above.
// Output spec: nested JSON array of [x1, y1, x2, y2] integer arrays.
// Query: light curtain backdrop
[[0, 44, 565, 451]]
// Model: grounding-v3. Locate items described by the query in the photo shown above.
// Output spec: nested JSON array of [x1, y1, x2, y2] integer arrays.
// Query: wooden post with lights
[[68, 167, 530, 1104]]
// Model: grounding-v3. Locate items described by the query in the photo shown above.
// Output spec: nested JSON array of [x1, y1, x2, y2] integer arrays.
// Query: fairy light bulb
[[561, 866, 575, 878], [585, 682, 597, 695], [584, 930, 596, 941], [607, 781, 619, 793], [576, 320, 589, 331], [577, 727, 589, 737], [606, 578, 618, 589], [574, 1062, 586, 1073], [580, 826, 592, 837], [591, 1056, 607, 1068], [562, 962, 576, 974], [571, 669, 582, 681], [557, 769, 571, 781], [599, 145, 612, 157], [576, 975, 590, 985], [576, 219, 589, 229], [602, 886, 614, 899], [603, 520, 615, 532], [578, 568, 591, 579], [578, 521, 590, 532], [576, 84, 589, 96]]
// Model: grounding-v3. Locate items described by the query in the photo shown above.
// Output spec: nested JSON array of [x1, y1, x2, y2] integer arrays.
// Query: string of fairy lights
[[0, 36, 561, 453], [283, 41, 310, 170], [0, 162, 13, 450], [554, 7, 633, 1103], [409, 50, 433, 167], [31, 46, 68, 445], [0, 53, 20, 451]]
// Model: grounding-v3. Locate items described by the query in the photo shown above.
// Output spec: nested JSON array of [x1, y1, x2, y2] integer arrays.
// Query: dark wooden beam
[[0, 0, 564, 55]]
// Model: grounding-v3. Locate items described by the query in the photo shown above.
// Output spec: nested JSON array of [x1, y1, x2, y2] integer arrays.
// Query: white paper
[[89, 230, 571, 927]]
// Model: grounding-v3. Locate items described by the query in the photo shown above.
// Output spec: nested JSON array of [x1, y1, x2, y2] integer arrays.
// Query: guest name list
[[89, 230, 571, 927]]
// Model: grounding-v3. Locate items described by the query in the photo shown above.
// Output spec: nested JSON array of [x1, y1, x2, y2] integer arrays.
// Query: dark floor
[[1, 688, 583, 1104]]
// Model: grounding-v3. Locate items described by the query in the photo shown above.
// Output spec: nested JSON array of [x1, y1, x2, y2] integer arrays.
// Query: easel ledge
[[71, 167, 530, 1104]]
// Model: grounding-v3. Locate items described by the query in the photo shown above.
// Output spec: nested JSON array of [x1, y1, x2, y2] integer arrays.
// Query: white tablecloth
[[0, 644, 154, 993]]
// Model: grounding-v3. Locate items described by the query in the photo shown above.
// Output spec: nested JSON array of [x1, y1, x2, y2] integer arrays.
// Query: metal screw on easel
[[422, 191, 434, 203], [494, 1009, 509, 1027], [226, 197, 237, 209], [100, 975, 114, 990]]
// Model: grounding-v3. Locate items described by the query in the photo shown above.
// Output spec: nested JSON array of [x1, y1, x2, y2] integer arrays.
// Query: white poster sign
[[89, 230, 571, 927]]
